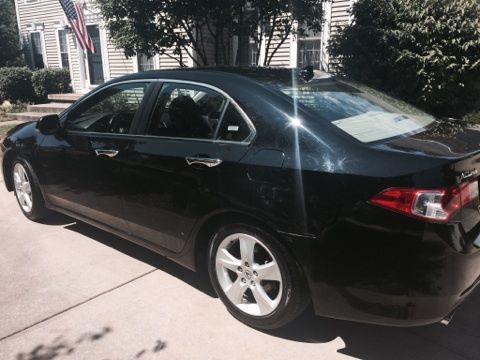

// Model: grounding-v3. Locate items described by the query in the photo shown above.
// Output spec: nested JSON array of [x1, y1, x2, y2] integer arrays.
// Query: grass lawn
[[0, 102, 28, 123], [0, 123, 16, 139], [0, 108, 10, 123]]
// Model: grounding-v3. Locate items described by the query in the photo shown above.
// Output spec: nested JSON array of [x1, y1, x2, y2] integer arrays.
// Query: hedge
[[0, 67, 72, 104], [329, 0, 480, 118], [0, 67, 35, 103], [32, 68, 72, 102]]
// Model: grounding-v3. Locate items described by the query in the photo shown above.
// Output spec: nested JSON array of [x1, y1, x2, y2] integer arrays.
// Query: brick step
[[47, 93, 82, 103], [6, 112, 50, 122], [27, 102, 71, 114]]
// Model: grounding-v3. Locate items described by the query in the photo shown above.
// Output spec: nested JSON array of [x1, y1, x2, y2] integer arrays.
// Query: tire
[[208, 223, 310, 330], [11, 158, 50, 221]]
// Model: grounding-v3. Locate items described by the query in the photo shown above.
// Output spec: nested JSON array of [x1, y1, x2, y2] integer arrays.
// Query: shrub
[[32, 68, 72, 102], [0, 67, 36, 103], [329, 0, 480, 118]]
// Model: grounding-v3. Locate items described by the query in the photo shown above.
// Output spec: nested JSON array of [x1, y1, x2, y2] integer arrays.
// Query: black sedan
[[2, 68, 480, 329]]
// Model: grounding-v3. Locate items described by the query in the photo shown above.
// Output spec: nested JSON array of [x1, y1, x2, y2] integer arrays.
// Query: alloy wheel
[[215, 233, 283, 316], [13, 163, 33, 213]]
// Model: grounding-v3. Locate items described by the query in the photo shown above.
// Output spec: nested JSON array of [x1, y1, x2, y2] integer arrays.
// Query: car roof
[[108, 67, 332, 89]]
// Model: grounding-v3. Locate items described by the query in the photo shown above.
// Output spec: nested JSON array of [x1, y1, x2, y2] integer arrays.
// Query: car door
[[121, 81, 255, 253], [36, 81, 155, 232]]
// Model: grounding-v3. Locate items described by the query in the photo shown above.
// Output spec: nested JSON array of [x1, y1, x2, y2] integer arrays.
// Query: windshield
[[278, 78, 436, 143]]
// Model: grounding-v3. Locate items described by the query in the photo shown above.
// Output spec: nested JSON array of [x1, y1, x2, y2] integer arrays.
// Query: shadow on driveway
[[43, 213, 480, 360], [15, 326, 167, 360]]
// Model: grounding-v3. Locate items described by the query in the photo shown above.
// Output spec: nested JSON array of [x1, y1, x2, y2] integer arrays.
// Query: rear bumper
[[288, 210, 480, 327], [309, 278, 479, 327]]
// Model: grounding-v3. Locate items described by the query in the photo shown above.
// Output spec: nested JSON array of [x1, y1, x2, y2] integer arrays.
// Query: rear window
[[279, 79, 436, 143]]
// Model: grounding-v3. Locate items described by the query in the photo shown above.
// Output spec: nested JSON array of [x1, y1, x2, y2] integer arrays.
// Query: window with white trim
[[58, 29, 70, 69], [30, 32, 45, 69], [297, 27, 322, 70], [137, 54, 155, 72]]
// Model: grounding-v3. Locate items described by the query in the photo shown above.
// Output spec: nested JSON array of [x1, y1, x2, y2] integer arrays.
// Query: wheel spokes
[[239, 235, 256, 266], [23, 192, 32, 209], [217, 248, 241, 272], [253, 261, 282, 282], [251, 285, 275, 314], [224, 278, 247, 304], [13, 172, 22, 188], [13, 164, 33, 213]]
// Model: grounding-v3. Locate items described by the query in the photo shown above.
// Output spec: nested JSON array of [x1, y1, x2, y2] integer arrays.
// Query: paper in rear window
[[332, 111, 434, 143]]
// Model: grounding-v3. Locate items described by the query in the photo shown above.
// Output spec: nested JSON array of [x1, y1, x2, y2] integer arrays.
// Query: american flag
[[59, 0, 95, 53]]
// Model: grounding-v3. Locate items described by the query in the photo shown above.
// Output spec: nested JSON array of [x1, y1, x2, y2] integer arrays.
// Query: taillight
[[370, 181, 479, 222]]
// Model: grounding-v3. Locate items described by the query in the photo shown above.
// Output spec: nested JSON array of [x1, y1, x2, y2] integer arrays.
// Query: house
[[13, 0, 353, 94]]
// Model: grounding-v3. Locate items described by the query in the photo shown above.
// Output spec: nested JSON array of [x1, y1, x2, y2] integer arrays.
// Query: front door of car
[[36, 81, 154, 232], [121, 82, 255, 253]]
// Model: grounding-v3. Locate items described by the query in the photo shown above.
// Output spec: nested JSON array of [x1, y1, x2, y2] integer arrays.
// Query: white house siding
[[265, 35, 293, 67], [328, 0, 353, 71], [106, 34, 135, 79], [16, 0, 66, 68], [67, 32, 83, 92], [159, 47, 191, 68]]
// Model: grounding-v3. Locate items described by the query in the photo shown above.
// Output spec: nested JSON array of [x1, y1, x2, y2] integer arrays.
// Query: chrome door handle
[[95, 149, 119, 158], [185, 157, 222, 168]]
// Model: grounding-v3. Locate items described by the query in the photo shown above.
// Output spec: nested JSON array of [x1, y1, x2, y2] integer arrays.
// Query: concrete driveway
[[0, 178, 479, 360]]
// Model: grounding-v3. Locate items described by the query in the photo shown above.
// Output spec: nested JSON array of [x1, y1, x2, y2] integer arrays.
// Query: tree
[[329, 0, 480, 118], [0, 0, 23, 67], [96, 0, 325, 67]]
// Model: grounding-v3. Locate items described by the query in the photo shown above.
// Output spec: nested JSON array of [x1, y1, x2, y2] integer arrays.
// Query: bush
[[0, 67, 36, 103], [32, 68, 72, 102], [329, 0, 480, 118]]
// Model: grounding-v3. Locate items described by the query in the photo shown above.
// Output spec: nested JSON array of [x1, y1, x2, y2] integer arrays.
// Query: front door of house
[[86, 25, 104, 85]]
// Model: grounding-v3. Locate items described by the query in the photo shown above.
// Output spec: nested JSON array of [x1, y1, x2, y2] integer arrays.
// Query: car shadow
[[53, 214, 217, 298], [266, 294, 480, 359], [50, 213, 480, 360]]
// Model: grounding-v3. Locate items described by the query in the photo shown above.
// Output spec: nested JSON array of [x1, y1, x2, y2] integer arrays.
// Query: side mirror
[[37, 114, 60, 135]]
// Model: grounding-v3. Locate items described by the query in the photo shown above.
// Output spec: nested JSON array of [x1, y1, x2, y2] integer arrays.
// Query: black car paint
[[2, 69, 480, 327]]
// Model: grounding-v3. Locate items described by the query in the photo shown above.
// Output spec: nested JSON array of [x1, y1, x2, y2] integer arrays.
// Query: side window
[[147, 83, 227, 140], [66, 82, 150, 134], [217, 104, 252, 142]]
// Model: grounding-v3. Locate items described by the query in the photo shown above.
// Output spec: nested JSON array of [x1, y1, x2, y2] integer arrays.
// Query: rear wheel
[[208, 224, 309, 329], [12, 159, 50, 221]]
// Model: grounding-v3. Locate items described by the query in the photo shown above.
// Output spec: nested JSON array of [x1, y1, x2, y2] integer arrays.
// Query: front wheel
[[12, 159, 50, 221], [208, 224, 310, 330]]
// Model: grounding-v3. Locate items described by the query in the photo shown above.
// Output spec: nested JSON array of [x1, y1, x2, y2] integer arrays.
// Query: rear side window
[[147, 82, 253, 143], [217, 104, 251, 142], [147, 83, 227, 140]]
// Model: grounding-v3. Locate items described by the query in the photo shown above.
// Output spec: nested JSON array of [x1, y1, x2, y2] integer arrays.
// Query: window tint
[[217, 104, 251, 142], [148, 83, 228, 140], [66, 82, 150, 134]]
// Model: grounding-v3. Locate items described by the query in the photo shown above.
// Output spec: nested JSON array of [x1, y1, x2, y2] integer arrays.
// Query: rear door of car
[[120, 80, 255, 253], [37, 81, 156, 233]]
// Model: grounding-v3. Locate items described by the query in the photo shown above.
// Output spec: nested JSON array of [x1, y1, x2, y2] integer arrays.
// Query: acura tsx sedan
[[2, 68, 480, 329]]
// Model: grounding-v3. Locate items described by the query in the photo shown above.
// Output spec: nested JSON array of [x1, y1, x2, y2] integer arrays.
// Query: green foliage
[[32, 68, 72, 102], [0, 0, 23, 67], [329, 0, 480, 117], [96, 0, 325, 67], [0, 67, 35, 103]]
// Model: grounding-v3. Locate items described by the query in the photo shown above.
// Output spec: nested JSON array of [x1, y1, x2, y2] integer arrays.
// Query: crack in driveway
[[0, 269, 158, 343]]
